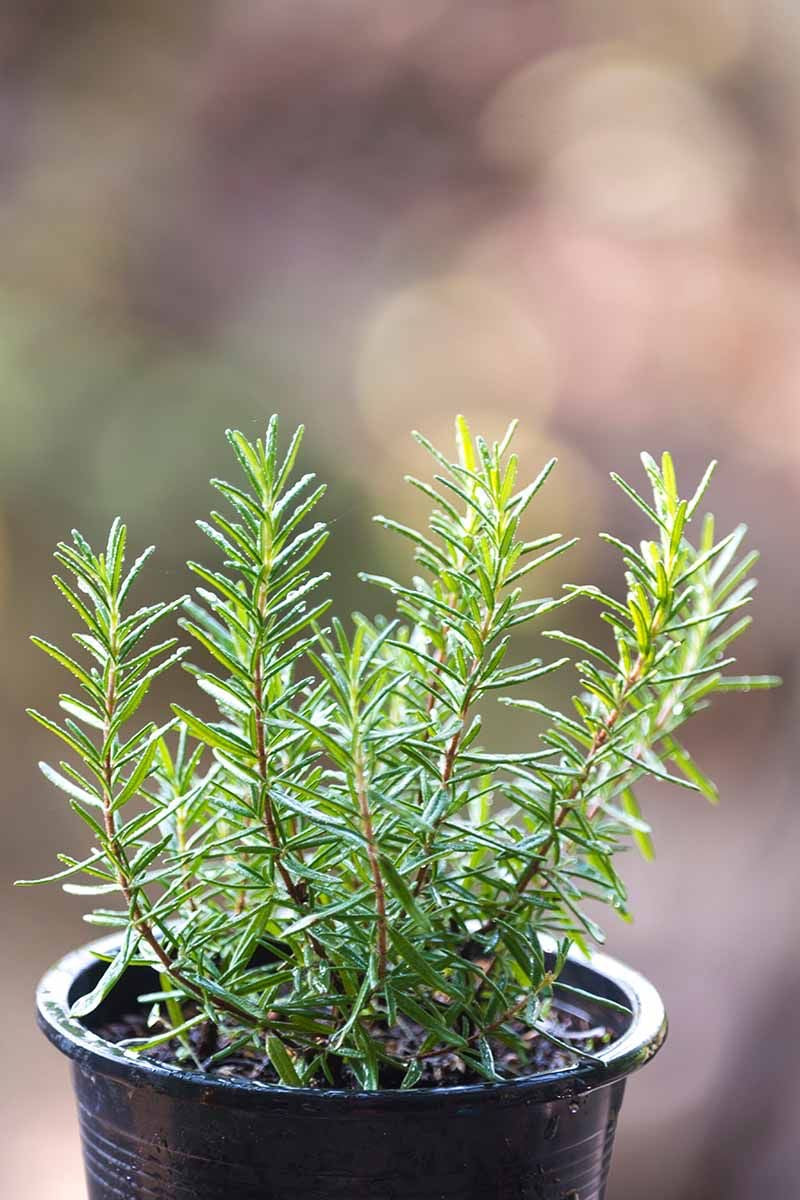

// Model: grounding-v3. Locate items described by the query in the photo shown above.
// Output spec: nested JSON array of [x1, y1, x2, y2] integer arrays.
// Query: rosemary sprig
[[21, 418, 778, 1088]]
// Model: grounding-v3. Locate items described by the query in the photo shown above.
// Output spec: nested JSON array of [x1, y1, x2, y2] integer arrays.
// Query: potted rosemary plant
[[26, 417, 775, 1199]]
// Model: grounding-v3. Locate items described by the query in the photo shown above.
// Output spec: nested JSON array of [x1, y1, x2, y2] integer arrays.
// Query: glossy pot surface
[[38, 936, 666, 1200]]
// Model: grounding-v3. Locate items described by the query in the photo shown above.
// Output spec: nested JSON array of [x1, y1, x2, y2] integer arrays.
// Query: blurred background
[[1, 3, 798, 1196]]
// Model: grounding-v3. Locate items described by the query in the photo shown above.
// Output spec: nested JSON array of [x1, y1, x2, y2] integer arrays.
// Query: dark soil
[[96, 1004, 612, 1089]]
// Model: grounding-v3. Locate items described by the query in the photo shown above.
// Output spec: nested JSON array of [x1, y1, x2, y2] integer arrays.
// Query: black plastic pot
[[38, 934, 666, 1200]]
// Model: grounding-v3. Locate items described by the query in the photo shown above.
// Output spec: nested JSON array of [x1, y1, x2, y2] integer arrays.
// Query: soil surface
[[96, 1005, 612, 1089]]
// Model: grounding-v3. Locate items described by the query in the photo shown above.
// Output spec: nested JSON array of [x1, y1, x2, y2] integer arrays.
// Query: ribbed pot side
[[38, 936, 667, 1200]]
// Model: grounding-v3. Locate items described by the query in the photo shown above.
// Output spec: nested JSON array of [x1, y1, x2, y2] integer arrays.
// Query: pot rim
[[37, 933, 666, 1110]]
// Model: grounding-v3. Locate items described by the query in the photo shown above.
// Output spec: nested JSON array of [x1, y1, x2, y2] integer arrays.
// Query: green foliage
[[21, 417, 779, 1088]]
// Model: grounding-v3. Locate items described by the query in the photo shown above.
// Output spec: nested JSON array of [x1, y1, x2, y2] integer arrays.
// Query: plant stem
[[252, 648, 307, 906], [413, 609, 491, 896], [513, 655, 644, 897], [100, 601, 262, 1033], [354, 752, 388, 979]]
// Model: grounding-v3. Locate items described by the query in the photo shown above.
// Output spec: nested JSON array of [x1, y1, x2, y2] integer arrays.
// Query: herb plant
[[21, 417, 777, 1089]]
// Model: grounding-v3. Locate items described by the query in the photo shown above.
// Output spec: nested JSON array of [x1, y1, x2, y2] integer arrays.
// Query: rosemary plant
[[22, 417, 777, 1088]]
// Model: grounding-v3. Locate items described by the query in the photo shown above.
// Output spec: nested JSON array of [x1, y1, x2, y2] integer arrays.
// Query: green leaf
[[119, 1013, 207, 1053], [686, 460, 717, 518], [713, 674, 781, 692], [266, 1035, 303, 1086], [59, 695, 104, 730], [29, 637, 103, 699], [663, 739, 717, 803], [388, 928, 464, 1002], [112, 738, 160, 811], [389, 988, 469, 1050], [51, 576, 107, 642], [621, 788, 655, 861], [281, 889, 372, 937], [508, 457, 558, 515], [63, 881, 119, 896], [15, 849, 108, 887], [455, 414, 477, 472], [477, 1035, 499, 1079], [400, 1059, 423, 1089], [616, 749, 700, 792], [275, 423, 306, 493], [171, 707, 258, 765], [661, 451, 677, 509], [118, 545, 156, 605], [27, 709, 102, 769], [552, 979, 632, 1016], [226, 429, 266, 497], [541, 630, 618, 672], [330, 973, 373, 1050], [505, 537, 579, 584], [668, 500, 688, 560], [38, 761, 102, 808], [663, 599, 752, 633], [379, 855, 432, 931], [71, 929, 140, 1018], [610, 472, 664, 528]]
